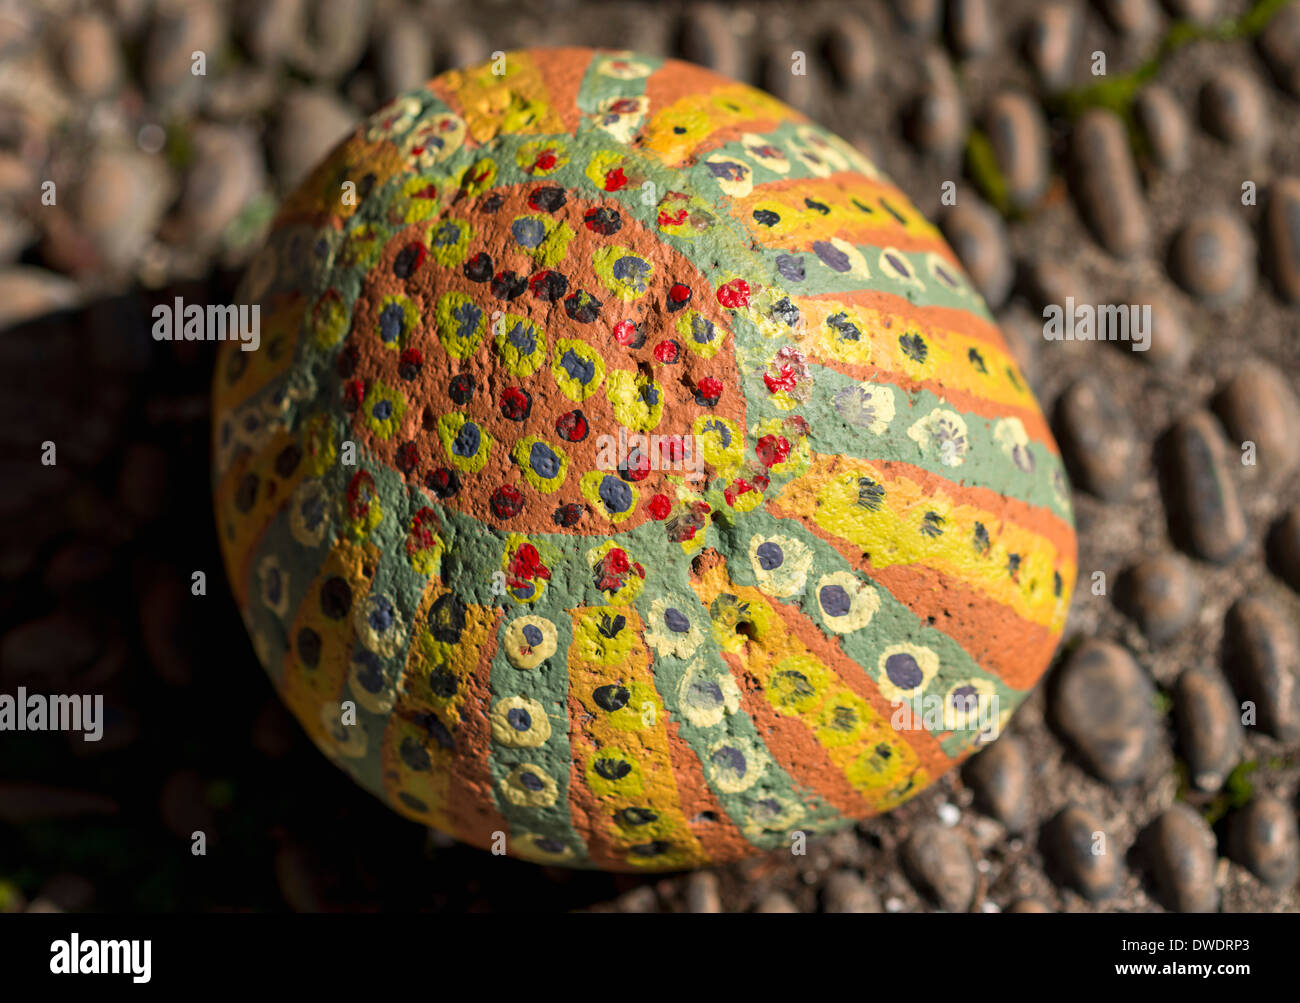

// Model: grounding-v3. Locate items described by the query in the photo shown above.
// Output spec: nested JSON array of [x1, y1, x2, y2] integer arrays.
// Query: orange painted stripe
[[530, 46, 590, 136]]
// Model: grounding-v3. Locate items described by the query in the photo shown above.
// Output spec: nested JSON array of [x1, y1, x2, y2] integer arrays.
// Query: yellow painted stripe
[[777, 454, 1074, 633]]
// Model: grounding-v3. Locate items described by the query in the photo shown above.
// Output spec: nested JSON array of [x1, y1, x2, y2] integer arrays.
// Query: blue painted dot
[[561, 349, 595, 384], [506, 321, 537, 354], [372, 399, 393, 421], [664, 608, 690, 633], [529, 441, 561, 479], [885, 652, 924, 690], [511, 217, 546, 248], [598, 476, 633, 514], [519, 771, 544, 791], [756, 541, 784, 570], [711, 746, 747, 777], [522, 624, 544, 647], [368, 596, 395, 633], [506, 707, 532, 731], [820, 584, 851, 617], [378, 301, 406, 342], [452, 422, 481, 457]]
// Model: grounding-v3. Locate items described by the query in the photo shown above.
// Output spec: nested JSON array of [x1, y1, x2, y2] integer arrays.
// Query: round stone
[[1055, 377, 1139, 503], [1022, 1, 1079, 90], [1213, 359, 1300, 476], [1198, 67, 1268, 152], [1043, 804, 1119, 901], [1227, 796, 1299, 889], [1167, 211, 1255, 305], [961, 733, 1030, 832], [1268, 505, 1300, 593], [1259, 1, 1300, 97], [1051, 640, 1157, 786], [1172, 666, 1242, 792], [941, 198, 1013, 308], [983, 91, 1050, 211], [945, 0, 996, 58], [1117, 553, 1201, 645], [1223, 595, 1300, 742], [1144, 805, 1219, 913], [1134, 84, 1190, 174], [1160, 410, 1248, 564], [1263, 175, 1300, 303], [1070, 110, 1150, 259], [901, 823, 977, 911], [212, 47, 1076, 871]]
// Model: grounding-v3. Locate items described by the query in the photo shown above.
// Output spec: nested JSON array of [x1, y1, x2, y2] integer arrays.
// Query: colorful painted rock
[[212, 48, 1077, 870]]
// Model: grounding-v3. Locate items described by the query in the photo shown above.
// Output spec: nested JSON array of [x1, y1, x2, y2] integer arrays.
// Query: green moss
[[1202, 760, 1259, 825], [1054, 0, 1291, 124], [964, 128, 1013, 217]]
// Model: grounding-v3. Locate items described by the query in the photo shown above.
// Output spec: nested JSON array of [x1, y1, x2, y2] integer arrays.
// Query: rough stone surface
[[210, 48, 1076, 871]]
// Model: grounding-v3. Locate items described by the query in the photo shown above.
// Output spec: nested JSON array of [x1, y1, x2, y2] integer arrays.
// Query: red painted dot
[[763, 365, 798, 394], [653, 340, 680, 364], [395, 441, 419, 473], [697, 376, 724, 401], [604, 167, 628, 191], [612, 320, 637, 346], [756, 434, 791, 468], [717, 279, 751, 308], [648, 494, 672, 520], [490, 486, 525, 519], [668, 283, 692, 303]]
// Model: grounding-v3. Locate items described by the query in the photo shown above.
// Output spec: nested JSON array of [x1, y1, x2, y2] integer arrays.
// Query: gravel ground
[[2, 0, 1300, 913]]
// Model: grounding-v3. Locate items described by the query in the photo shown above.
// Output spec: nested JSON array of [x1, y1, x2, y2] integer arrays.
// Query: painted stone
[[212, 48, 1077, 870]]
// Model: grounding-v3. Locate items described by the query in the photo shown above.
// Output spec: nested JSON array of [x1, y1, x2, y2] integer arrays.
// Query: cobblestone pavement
[[1, 0, 1299, 912]]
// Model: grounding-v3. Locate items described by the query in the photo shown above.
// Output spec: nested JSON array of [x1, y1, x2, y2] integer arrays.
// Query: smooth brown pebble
[[942, 199, 1013, 308], [962, 734, 1030, 832], [1173, 666, 1242, 792], [1055, 377, 1140, 502], [984, 91, 1049, 210], [1167, 211, 1255, 304], [1134, 84, 1189, 173], [1223, 595, 1300, 742], [1023, 1, 1079, 90], [1070, 110, 1150, 258], [1258, 1, 1300, 97], [1052, 640, 1157, 785], [1145, 805, 1219, 913], [900, 824, 977, 911], [1263, 175, 1300, 302], [1213, 359, 1300, 476], [1269, 505, 1300, 594], [1161, 410, 1248, 564], [822, 871, 881, 913], [1227, 796, 1299, 888], [1199, 67, 1268, 152], [1118, 553, 1201, 644], [1044, 804, 1119, 900]]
